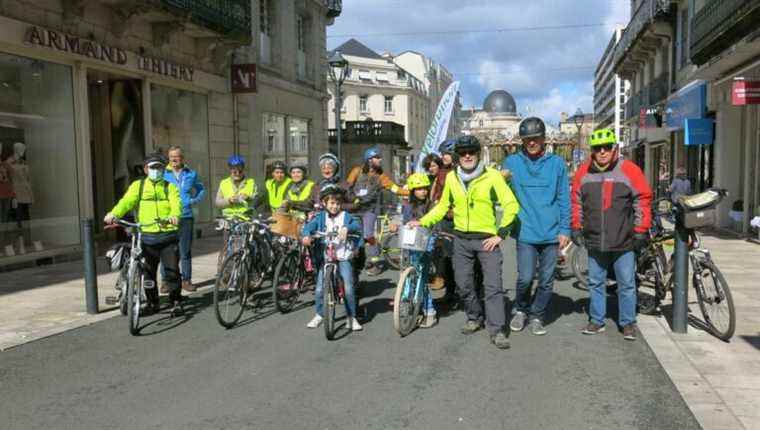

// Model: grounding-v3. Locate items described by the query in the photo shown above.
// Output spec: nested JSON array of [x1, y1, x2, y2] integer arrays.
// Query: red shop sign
[[732, 79, 760, 105], [231, 64, 257, 94]]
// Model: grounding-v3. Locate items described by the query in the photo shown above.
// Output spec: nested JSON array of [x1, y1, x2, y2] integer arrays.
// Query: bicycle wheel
[[272, 250, 303, 313], [214, 251, 249, 328], [381, 231, 402, 270], [323, 266, 337, 340], [694, 259, 736, 341], [393, 266, 422, 336], [126, 270, 142, 336], [571, 245, 589, 290], [117, 271, 128, 316]]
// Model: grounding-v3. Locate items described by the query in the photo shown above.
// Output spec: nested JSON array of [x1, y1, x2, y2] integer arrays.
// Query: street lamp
[[327, 50, 350, 163], [573, 107, 585, 168]]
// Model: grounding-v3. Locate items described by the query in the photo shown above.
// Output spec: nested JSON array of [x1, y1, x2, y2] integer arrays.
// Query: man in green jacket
[[409, 136, 520, 349], [104, 153, 184, 315]]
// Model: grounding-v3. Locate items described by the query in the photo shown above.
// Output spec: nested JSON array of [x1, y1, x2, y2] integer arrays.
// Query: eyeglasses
[[591, 144, 615, 153], [456, 149, 479, 157]]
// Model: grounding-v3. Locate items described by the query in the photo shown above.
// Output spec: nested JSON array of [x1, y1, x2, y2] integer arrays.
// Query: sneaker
[[622, 324, 637, 341], [349, 317, 363, 331], [365, 264, 382, 277], [160, 282, 170, 295], [490, 332, 511, 349], [420, 314, 438, 329], [510, 311, 527, 332], [528, 318, 547, 336], [306, 314, 323, 328], [582, 323, 606, 335], [181, 280, 197, 292], [460, 320, 482, 335]]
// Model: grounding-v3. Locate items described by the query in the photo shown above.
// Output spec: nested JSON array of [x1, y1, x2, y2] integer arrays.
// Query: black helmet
[[319, 183, 345, 201], [454, 135, 481, 154], [143, 152, 167, 167], [519, 117, 546, 139], [438, 139, 456, 154], [289, 163, 307, 175], [271, 160, 287, 173]]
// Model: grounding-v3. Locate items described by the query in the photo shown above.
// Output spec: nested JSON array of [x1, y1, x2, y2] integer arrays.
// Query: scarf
[[457, 161, 485, 184]]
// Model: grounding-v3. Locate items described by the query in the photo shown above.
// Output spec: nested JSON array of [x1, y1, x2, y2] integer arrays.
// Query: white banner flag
[[416, 81, 460, 172]]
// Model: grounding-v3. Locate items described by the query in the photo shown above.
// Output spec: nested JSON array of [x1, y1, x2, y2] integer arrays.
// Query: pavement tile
[[715, 388, 760, 418], [689, 403, 745, 430], [739, 416, 760, 430]]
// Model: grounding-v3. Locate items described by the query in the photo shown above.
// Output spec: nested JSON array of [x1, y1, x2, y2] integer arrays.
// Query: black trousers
[[143, 237, 181, 304]]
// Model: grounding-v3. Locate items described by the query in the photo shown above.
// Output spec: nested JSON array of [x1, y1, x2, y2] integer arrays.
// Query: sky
[[327, 0, 631, 125]]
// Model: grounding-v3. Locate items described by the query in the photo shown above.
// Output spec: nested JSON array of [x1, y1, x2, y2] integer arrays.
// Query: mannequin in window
[[0, 142, 15, 254], [9, 142, 33, 252]]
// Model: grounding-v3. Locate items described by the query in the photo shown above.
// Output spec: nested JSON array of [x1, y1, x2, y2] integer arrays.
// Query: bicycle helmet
[[454, 135, 481, 154], [438, 139, 456, 155], [589, 128, 617, 147], [319, 183, 346, 201], [364, 147, 382, 162], [271, 160, 287, 173], [406, 172, 431, 191], [289, 163, 307, 175], [227, 154, 245, 168], [318, 152, 341, 169], [518, 117, 546, 139]]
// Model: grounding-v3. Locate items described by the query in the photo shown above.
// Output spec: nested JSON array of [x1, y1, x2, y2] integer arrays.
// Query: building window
[[358, 70, 371, 80], [259, 0, 274, 64], [359, 95, 368, 112], [263, 113, 285, 154], [397, 70, 406, 80], [384, 96, 393, 113], [479, 120, 484, 127], [296, 15, 305, 52], [288, 117, 309, 156], [151, 85, 210, 221], [296, 15, 308, 79], [0, 53, 78, 257]]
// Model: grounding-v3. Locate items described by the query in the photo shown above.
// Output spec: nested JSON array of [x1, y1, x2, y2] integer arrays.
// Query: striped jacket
[[571, 158, 652, 252]]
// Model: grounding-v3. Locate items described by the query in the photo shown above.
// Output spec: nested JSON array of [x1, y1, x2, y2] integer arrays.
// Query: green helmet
[[406, 172, 431, 190], [589, 128, 617, 147]]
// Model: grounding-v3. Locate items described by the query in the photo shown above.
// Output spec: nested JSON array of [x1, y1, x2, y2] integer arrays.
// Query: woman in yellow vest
[[214, 155, 267, 219], [265, 161, 292, 212], [282, 163, 315, 220]]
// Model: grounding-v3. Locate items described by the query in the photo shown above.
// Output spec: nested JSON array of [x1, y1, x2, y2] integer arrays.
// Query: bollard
[[672, 223, 689, 333], [82, 218, 99, 314]]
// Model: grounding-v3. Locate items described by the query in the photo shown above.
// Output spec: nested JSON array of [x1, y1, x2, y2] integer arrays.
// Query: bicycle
[[213, 217, 276, 328], [310, 230, 361, 340], [393, 227, 449, 336], [105, 218, 165, 336], [271, 236, 315, 313], [377, 206, 402, 270]]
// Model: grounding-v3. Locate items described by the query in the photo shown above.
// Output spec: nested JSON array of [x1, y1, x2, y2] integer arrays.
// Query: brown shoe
[[181, 280, 197, 292], [582, 322, 606, 335], [160, 282, 171, 295], [622, 324, 637, 341]]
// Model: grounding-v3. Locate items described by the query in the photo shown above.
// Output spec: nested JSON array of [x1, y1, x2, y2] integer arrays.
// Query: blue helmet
[[438, 139, 456, 154], [227, 154, 245, 167], [363, 147, 381, 162]]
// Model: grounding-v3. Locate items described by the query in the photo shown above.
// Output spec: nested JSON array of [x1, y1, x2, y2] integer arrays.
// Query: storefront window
[[0, 53, 78, 259], [150, 84, 211, 222]]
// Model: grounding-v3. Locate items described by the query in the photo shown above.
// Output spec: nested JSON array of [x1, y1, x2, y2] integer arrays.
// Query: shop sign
[[684, 118, 714, 146], [639, 106, 662, 129], [137, 56, 194, 82], [231, 64, 257, 93], [665, 80, 707, 130], [732, 79, 760, 105], [25, 26, 127, 65]]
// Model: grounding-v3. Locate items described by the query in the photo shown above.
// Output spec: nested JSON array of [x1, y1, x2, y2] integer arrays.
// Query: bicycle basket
[[678, 189, 723, 211], [105, 243, 130, 272], [270, 212, 303, 239], [678, 189, 723, 229], [400, 226, 432, 252]]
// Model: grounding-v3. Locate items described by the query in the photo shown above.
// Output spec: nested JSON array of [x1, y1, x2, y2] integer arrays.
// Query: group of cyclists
[[104, 115, 654, 350]]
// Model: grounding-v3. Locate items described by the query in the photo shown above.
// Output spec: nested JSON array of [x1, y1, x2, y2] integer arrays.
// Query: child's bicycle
[[393, 227, 449, 336], [310, 230, 361, 340], [271, 236, 315, 313]]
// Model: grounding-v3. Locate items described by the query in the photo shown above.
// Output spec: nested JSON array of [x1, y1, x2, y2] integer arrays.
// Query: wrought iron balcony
[[159, 0, 252, 41], [690, 0, 760, 66], [325, 0, 342, 19], [329, 121, 407, 146], [613, 0, 674, 68], [625, 90, 646, 121], [648, 73, 669, 104]]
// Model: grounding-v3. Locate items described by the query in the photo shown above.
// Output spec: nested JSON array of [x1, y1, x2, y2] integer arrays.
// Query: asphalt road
[[0, 240, 699, 430]]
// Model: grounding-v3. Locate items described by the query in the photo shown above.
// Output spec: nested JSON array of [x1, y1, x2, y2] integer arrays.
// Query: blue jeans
[[514, 241, 557, 321], [588, 250, 637, 327], [161, 217, 193, 281], [360, 211, 380, 263], [315, 260, 357, 318]]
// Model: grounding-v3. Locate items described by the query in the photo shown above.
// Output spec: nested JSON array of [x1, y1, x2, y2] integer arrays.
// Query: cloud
[[328, 0, 630, 124]]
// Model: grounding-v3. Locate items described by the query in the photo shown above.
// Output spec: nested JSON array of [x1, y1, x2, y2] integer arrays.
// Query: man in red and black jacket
[[571, 128, 652, 341]]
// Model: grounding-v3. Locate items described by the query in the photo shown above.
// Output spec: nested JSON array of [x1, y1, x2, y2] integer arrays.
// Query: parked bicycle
[[214, 216, 276, 328], [377, 206, 402, 270], [271, 236, 315, 313]]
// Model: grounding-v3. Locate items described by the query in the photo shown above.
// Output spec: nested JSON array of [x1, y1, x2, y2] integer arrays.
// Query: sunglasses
[[591, 144, 615, 153], [456, 149, 479, 157]]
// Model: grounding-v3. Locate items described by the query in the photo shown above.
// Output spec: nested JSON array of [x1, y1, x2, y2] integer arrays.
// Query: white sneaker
[[306, 314, 323, 328], [350, 317, 363, 331]]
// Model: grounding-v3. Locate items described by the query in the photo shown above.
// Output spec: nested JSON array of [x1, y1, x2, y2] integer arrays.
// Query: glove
[[633, 233, 649, 251], [571, 230, 584, 247]]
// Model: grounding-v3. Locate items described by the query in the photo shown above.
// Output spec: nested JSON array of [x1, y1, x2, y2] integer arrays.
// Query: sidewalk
[[0, 235, 222, 351], [638, 233, 760, 430]]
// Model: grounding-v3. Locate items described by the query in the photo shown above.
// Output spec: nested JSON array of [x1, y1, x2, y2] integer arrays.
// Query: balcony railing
[[625, 90, 646, 121], [613, 0, 674, 67], [648, 73, 669, 104], [690, 0, 760, 66], [159, 0, 252, 41], [328, 121, 407, 145], [326, 0, 342, 18]]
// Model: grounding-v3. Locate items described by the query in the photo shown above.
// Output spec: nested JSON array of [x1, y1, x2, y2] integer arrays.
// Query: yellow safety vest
[[219, 177, 257, 219], [266, 177, 292, 211], [286, 180, 315, 203]]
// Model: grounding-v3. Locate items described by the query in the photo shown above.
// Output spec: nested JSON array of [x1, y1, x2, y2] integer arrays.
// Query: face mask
[[148, 168, 162, 181]]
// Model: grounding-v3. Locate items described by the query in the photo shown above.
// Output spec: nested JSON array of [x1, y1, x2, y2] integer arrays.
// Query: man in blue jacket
[[163, 145, 206, 293], [503, 117, 570, 336]]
